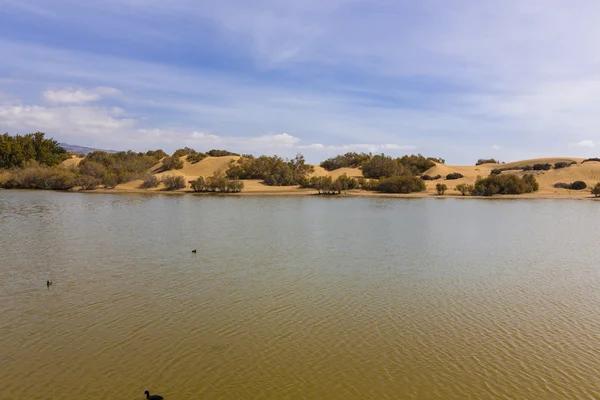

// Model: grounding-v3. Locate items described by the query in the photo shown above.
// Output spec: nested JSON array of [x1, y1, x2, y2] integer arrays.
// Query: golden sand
[[61, 155, 600, 199]]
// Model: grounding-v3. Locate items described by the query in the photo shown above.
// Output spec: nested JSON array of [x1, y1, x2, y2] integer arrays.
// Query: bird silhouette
[[192, 249, 197, 253], [144, 390, 164, 400], [46, 280, 52, 286]]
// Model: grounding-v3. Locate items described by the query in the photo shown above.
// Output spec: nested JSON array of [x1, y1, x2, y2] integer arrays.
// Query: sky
[[2, 0, 600, 164]]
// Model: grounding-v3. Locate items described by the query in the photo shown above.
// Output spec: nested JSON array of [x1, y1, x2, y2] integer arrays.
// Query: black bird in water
[[144, 390, 164, 400], [192, 249, 197, 253], [46, 280, 52, 287]]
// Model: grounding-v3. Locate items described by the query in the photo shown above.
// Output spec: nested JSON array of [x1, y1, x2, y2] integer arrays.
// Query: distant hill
[[59, 143, 117, 155]]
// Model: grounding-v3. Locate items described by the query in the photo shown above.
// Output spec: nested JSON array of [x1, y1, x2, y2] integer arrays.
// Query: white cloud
[[296, 143, 416, 152], [43, 87, 120, 104], [571, 140, 595, 148]]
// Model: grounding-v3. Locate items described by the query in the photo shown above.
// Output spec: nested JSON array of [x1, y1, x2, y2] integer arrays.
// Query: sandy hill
[[310, 166, 363, 179], [422, 158, 600, 196], [61, 155, 84, 168], [153, 155, 240, 179]]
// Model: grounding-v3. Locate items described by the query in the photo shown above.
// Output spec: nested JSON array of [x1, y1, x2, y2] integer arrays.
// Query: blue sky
[[2, 0, 600, 163]]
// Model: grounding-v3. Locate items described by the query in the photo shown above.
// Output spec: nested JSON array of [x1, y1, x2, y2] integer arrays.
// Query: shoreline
[[49, 187, 600, 200]]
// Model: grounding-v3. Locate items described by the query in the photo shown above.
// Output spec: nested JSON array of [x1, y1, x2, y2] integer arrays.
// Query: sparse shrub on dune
[[554, 182, 571, 189], [583, 158, 600, 163], [207, 149, 240, 157], [446, 173, 464, 180], [161, 156, 184, 171], [554, 161, 576, 169], [455, 183, 474, 196], [436, 183, 447, 195], [471, 174, 538, 196], [162, 175, 186, 190], [362, 154, 403, 178], [186, 152, 207, 164], [421, 174, 441, 180], [357, 177, 379, 191], [376, 176, 426, 193], [140, 174, 160, 189], [592, 183, 600, 197], [490, 169, 502, 175], [570, 181, 587, 190], [320, 152, 372, 171], [476, 158, 500, 165], [532, 163, 552, 171]]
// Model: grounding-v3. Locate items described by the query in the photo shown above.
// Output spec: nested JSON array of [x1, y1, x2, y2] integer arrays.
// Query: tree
[[570, 180, 587, 190], [140, 174, 160, 188], [162, 175, 186, 190], [189, 176, 207, 192], [362, 154, 403, 178], [455, 183, 473, 196], [446, 173, 464, 180], [161, 156, 184, 171], [476, 158, 499, 165], [376, 176, 425, 193], [592, 183, 600, 197], [320, 152, 372, 170], [436, 183, 447, 195]]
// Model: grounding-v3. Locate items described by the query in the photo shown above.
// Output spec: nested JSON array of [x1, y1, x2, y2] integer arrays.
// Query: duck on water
[[145, 390, 164, 400]]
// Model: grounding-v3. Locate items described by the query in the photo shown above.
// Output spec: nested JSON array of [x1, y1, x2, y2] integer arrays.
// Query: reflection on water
[[2, 191, 600, 399]]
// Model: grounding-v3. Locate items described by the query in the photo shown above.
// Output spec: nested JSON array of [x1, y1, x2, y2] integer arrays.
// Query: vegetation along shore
[[2, 132, 600, 199]]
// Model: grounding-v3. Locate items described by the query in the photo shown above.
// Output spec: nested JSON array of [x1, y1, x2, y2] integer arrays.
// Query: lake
[[2, 190, 600, 399]]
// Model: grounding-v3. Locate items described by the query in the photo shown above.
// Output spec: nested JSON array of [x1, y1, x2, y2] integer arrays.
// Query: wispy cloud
[[43, 87, 120, 104], [571, 140, 595, 148], [3, 1, 600, 162]]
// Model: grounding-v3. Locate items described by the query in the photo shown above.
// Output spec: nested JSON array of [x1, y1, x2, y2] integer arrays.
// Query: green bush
[[522, 165, 533, 171], [0, 132, 68, 168], [161, 156, 184, 171], [76, 175, 99, 190], [320, 152, 371, 171], [554, 161, 575, 169], [446, 173, 464, 180], [82, 150, 164, 184], [570, 181, 587, 190], [490, 169, 502, 175], [5, 164, 77, 190], [436, 183, 447, 195], [421, 174, 441, 180], [472, 174, 538, 196], [357, 177, 379, 191], [476, 158, 499, 165], [362, 154, 403, 178], [187, 152, 207, 164], [397, 154, 436, 175], [191, 174, 243, 193], [592, 183, 600, 197], [226, 154, 313, 186], [207, 149, 240, 157], [455, 183, 474, 196], [583, 158, 600, 163], [376, 176, 425, 193], [189, 176, 206, 192], [162, 175, 186, 190], [533, 163, 552, 171], [140, 174, 160, 188], [554, 182, 571, 189], [172, 147, 196, 158]]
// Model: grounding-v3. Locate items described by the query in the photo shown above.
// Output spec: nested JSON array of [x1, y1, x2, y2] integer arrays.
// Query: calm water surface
[[2, 191, 600, 399]]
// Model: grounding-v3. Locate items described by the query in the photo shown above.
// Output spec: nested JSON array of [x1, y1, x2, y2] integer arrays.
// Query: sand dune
[[310, 166, 363, 179], [81, 155, 600, 198], [153, 155, 239, 179], [60, 155, 84, 168], [422, 159, 600, 197]]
